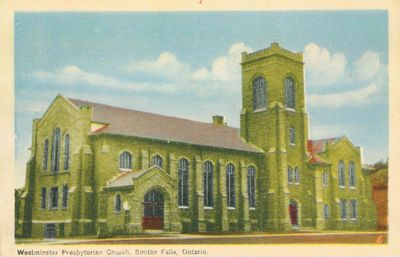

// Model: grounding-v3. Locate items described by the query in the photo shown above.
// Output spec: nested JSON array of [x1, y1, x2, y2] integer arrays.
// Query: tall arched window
[[43, 139, 49, 170], [63, 134, 70, 170], [247, 166, 256, 208], [114, 194, 122, 213], [120, 151, 132, 170], [178, 158, 189, 207], [51, 128, 61, 173], [294, 167, 300, 184], [151, 155, 163, 168], [288, 166, 293, 183], [203, 161, 213, 208], [226, 163, 236, 208], [338, 160, 345, 187], [289, 126, 295, 145], [323, 170, 329, 187], [349, 161, 356, 187], [285, 77, 295, 109], [253, 76, 266, 111]]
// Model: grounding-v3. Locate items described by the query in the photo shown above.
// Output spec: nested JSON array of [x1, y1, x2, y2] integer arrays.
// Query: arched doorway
[[142, 190, 164, 230], [289, 200, 298, 226]]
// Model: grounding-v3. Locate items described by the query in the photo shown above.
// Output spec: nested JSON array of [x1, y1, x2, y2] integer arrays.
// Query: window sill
[[114, 211, 121, 214], [249, 207, 256, 211], [294, 182, 300, 185], [119, 168, 132, 172], [227, 207, 236, 210], [253, 108, 267, 113], [41, 171, 70, 177], [349, 186, 357, 189], [339, 186, 345, 189], [289, 143, 296, 146], [49, 207, 58, 211], [204, 206, 214, 210], [285, 108, 296, 112], [178, 206, 189, 209]]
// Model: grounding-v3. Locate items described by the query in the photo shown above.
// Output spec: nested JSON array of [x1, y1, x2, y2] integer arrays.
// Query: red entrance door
[[142, 190, 164, 230], [289, 201, 298, 225]]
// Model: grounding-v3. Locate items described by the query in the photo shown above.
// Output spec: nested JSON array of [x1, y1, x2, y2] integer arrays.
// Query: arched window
[[253, 76, 267, 111], [43, 139, 49, 170], [323, 170, 329, 187], [350, 199, 357, 219], [203, 161, 213, 208], [151, 155, 163, 168], [289, 126, 295, 145], [247, 166, 256, 208], [51, 128, 61, 173], [288, 166, 293, 183], [63, 134, 70, 170], [294, 167, 300, 184], [323, 204, 330, 219], [178, 158, 189, 207], [349, 161, 356, 187], [339, 199, 347, 219], [338, 160, 345, 187], [114, 194, 122, 213], [226, 163, 236, 208], [62, 184, 68, 208], [120, 151, 132, 170], [285, 77, 295, 109]]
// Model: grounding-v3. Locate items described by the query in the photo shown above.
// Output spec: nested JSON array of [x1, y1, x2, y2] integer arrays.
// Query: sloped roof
[[307, 137, 344, 154], [308, 153, 330, 165], [104, 170, 142, 189], [104, 166, 166, 189], [67, 97, 262, 153], [306, 137, 343, 165]]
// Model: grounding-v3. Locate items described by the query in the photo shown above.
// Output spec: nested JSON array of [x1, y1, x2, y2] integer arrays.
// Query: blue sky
[[15, 11, 388, 188]]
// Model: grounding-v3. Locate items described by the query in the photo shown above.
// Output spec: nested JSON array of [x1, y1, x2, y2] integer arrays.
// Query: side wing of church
[[15, 43, 377, 238]]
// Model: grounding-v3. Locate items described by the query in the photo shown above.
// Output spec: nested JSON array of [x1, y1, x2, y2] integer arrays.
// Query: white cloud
[[352, 51, 381, 80], [32, 42, 252, 98], [123, 52, 192, 80], [304, 43, 384, 88], [309, 125, 345, 140], [16, 101, 49, 113], [304, 43, 347, 87], [123, 42, 252, 83], [193, 42, 252, 81], [307, 83, 379, 108], [32, 65, 182, 94], [303, 43, 386, 110]]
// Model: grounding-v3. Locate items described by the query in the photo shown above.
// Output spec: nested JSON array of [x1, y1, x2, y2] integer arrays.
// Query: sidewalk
[[15, 230, 387, 245]]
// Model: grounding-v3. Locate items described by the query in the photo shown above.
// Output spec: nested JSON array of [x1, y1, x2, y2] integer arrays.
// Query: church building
[[15, 43, 377, 238]]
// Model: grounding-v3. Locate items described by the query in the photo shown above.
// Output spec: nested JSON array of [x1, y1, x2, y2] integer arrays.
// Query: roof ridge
[[107, 170, 132, 184], [67, 97, 238, 130], [66, 96, 262, 153], [309, 135, 344, 142]]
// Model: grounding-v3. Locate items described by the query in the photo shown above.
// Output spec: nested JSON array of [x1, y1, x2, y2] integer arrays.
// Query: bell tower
[[240, 42, 310, 231]]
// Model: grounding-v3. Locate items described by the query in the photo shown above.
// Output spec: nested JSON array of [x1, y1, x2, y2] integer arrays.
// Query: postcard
[[0, 1, 399, 256]]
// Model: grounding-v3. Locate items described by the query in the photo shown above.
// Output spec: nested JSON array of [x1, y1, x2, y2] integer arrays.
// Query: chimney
[[212, 115, 226, 126]]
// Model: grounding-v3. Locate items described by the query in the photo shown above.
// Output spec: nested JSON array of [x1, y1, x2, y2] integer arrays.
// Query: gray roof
[[68, 98, 262, 153], [104, 170, 143, 189], [104, 166, 164, 189]]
